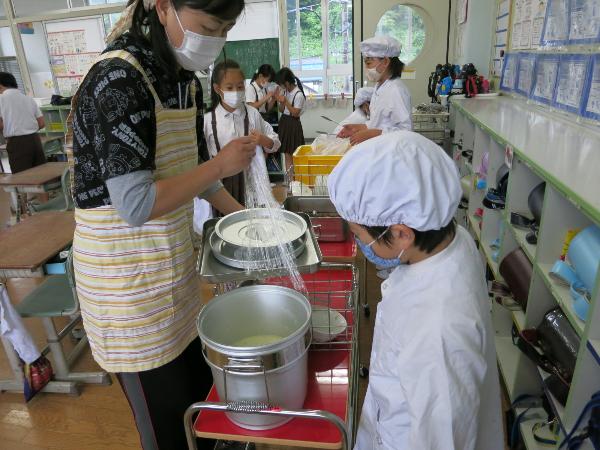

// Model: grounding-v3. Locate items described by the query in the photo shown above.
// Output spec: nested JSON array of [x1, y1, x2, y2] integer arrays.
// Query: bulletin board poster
[[553, 55, 591, 114], [500, 53, 518, 91], [568, 0, 600, 44], [531, 54, 560, 104], [582, 55, 600, 120], [515, 53, 536, 96], [541, 0, 569, 46], [531, 0, 548, 47], [45, 18, 105, 96]]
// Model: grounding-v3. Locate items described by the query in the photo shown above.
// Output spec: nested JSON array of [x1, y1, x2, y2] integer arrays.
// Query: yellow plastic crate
[[292, 145, 344, 187], [47, 123, 66, 132]]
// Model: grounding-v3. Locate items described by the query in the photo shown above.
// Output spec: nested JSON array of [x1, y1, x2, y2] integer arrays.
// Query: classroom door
[[354, 0, 451, 105]]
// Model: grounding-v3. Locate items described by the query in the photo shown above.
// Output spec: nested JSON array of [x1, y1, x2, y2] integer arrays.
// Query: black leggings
[[116, 338, 215, 450]]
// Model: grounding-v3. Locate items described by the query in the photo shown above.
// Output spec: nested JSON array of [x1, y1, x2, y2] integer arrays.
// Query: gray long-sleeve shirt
[[106, 170, 223, 227]]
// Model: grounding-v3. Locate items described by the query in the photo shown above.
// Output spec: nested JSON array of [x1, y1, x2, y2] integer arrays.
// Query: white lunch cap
[[354, 87, 374, 108], [360, 35, 402, 58], [327, 131, 461, 231]]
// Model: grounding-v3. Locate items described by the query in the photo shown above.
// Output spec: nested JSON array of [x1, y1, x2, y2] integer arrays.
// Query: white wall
[[302, 99, 353, 140], [228, 0, 279, 41], [454, 0, 496, 77], [11, 0, 69, 17], [20, 22, 53, 97], [0, 27, 16, 56]]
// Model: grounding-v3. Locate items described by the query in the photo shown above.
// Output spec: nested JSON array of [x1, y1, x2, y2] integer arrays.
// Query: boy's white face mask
[[168, 8, 226, 72]]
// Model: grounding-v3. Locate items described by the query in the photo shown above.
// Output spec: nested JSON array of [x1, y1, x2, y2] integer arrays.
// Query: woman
[[338, 35, 412, 146], [327, 131, 503, 450], [65, 1, 255, 449], [245, 63, 277, 121], [275, 67, 306, 170]]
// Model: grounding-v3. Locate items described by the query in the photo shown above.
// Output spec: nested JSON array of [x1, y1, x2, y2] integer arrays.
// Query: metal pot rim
[[197, 285, 312, 356], [214, 208, 308, 248]]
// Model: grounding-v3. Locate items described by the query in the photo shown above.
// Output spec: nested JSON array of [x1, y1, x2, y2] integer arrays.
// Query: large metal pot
[[197, 285, 312, 430]]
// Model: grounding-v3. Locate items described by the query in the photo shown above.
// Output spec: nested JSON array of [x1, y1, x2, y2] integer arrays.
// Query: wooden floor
[[0, 264, 382, 450]]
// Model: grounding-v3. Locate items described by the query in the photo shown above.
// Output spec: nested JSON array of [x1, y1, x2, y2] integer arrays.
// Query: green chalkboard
[[215, 38, 281, 80]]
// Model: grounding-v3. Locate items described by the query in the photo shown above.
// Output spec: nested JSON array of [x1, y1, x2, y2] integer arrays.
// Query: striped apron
[[65, 50, 201, 373]]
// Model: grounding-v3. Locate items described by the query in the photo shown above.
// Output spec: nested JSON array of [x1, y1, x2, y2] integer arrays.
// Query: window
[[286, 0, 352, 95], [376, 5, 426, 64]]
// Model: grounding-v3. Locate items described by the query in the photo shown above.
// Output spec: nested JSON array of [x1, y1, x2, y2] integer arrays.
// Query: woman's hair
[[275, 67, 304, 96], [0, 72, 18, 89], [388, 56, 405, 79], [251, 64, 276, 83], [128, 0, 245, 79], [209, 59, 244, 111], [363, 220, 457, 254]]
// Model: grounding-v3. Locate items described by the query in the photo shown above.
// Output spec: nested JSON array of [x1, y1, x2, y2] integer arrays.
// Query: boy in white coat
[[327, 131, 503, 450]]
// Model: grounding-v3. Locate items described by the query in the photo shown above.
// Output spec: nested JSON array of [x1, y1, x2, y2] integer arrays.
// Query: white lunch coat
[[203, 103, 281, 158], [195, 103, 281, 228], [334, 109, 368, 135], [282, 87, 306, 116], [366, 78, 412, 133], [355, 226, 503, 450], [245, 81, 268, 113]]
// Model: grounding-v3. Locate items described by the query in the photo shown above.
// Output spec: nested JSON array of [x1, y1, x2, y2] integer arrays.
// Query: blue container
[[44, 261, 66, 275], [567, 225, 600, 293]]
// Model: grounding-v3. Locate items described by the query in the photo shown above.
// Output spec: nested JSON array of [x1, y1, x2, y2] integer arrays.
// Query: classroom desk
[[0, 210, 75, 278], [0, 162, 66, 222], [0, 210, 81, 395]]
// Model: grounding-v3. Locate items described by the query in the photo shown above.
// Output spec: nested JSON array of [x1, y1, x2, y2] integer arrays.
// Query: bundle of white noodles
[[239, 147, 306, 293]]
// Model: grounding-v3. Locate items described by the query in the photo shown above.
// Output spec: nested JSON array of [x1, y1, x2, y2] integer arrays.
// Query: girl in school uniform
[[204, 60, 281, 204], [246, 64, 277, 122], [275, 67, 306, 170], [338, 35, 412, 146]]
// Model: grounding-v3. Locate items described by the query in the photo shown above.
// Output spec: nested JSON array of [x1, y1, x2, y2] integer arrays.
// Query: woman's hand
[[213, 136, 256, 177], [349, 128, 382, 146], [337, 123, 367, 138]]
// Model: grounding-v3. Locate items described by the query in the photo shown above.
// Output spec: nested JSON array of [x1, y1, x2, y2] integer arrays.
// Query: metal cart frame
[[185, 263, 361, 450]]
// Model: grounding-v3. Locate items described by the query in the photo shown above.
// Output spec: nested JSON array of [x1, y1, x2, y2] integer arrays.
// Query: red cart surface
[[186, 265, 360, 449]]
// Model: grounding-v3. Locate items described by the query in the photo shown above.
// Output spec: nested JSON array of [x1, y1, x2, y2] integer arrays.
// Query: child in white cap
[[338, 35, 412, 145], [333, 87, 374, 135], [328, 131, 503, 450]]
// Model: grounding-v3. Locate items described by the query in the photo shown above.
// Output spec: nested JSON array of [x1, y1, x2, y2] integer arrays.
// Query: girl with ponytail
[[274, 67, 306, 170]]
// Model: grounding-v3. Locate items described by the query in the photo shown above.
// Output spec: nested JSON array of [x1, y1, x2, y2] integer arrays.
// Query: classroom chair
[[29, 167, 73, 213], [15, 248, 111, 394]]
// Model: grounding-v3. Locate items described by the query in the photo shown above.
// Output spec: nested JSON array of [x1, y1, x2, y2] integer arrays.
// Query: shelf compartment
[[506, 219, 537, 264], [496, 335, 542, 403], [536, 263, 585, 337], [536, 367, 566, 433], [481, 240, 501, 281], [517, 407, 558, 450]]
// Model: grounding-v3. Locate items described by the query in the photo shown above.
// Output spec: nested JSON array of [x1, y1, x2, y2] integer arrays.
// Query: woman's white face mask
[[168, 8, 226, 72], [365, 60, 384, 82]]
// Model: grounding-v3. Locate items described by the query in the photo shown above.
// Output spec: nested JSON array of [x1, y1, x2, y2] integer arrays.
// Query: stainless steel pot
[[197, 285, 312, 430]]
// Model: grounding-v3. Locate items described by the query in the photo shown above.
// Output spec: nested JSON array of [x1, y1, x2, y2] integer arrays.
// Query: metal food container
[[197, 285, 312, 430], [215, 208, 307, 248], [284, 196, 348, 242]]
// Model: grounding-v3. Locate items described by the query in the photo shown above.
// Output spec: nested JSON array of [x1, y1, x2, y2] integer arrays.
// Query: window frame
[[283, 0, 353, 96]]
